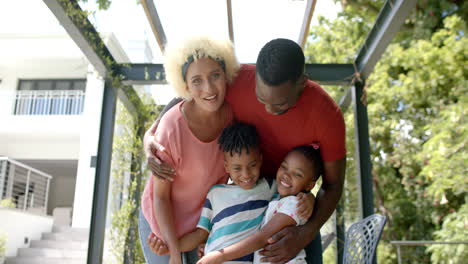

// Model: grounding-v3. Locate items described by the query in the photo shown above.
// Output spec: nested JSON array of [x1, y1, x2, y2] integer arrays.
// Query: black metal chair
[[343, 214, 387, 264]]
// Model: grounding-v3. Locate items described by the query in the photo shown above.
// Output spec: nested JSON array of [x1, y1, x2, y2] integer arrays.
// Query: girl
[[196, 144, 323, 264]]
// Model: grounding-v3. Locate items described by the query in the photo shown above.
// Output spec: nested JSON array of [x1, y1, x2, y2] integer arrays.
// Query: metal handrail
[[390, 240, 468, 264], [0, 157, 53, 179], [14, 89, 85, 115], [0, 157, 53, 214]]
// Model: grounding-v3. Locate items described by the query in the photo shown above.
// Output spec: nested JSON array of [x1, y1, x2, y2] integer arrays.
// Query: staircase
[[6, 226, 88, 264]]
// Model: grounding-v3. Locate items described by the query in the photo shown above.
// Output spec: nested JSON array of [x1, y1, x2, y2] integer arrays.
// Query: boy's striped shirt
[[197, 178, 277, 263]]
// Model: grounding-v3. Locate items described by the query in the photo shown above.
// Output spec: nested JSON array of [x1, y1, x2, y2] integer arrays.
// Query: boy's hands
[[296, 192, 315, 219], [147, 233, 169, 255], [196, 250, 224, 264]]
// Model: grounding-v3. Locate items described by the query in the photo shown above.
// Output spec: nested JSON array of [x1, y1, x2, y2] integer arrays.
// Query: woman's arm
[[144, 98, 182, 181], [153, 177, 181, 263], [198, 213, 296, 264], [179, 228, 209, 252], [150, 228, 209, 255]]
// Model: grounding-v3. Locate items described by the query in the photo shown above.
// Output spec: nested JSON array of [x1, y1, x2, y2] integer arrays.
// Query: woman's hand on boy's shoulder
[[296, 192, 315, 220]]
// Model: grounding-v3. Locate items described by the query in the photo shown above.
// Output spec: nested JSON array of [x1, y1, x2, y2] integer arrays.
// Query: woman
[[139, 36, 240, 264]]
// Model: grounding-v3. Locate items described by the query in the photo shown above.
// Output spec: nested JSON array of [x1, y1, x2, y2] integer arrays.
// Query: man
[[145, 38, 346, 263]]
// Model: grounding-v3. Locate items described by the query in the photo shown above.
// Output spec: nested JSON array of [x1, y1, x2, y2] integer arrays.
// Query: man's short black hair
[[218, 122, 260, 156], [256, 38, 305, 86], [290, 145, 323, 180]]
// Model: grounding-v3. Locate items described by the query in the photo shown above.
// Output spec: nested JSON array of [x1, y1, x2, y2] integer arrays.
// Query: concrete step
[[42, 232, 88, 242], [51, 226, 89, 234], [18, 247, 86, 258], [5, 257, 86, 264], [30, 239, 88, 250]]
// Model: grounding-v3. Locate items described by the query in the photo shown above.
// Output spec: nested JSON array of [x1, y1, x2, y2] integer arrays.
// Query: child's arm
[[153, 177, 181, 263], [197, 213, 297, 264], [179, 228, 209, 252], [154, 228, 209, 255]]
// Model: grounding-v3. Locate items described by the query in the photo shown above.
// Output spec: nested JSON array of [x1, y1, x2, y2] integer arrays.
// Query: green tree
[[305, 1, 467, 262]]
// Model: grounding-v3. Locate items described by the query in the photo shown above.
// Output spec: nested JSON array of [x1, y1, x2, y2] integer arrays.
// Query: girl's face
[[185, 57, 227, 113], [276, 151, 316, 197]]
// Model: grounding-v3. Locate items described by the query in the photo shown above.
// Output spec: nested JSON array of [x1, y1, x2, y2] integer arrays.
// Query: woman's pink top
[[141, 101, 230, 239]]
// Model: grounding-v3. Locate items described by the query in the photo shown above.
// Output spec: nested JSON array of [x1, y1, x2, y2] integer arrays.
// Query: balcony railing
[[0, 157, 52, 214], [14, 90, 85, 115]]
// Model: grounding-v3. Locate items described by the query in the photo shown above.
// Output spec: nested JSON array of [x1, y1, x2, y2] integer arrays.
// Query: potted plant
[[0, 199, 16, 209]]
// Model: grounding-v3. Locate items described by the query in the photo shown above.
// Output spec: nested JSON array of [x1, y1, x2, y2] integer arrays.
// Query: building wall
[[19, 160, 78, 216], [0, 35, 87, 160], [0, 208, 53, 257]]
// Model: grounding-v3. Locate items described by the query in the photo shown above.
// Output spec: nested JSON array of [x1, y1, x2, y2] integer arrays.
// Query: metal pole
[[352, 80, 376, 263], [6, 162, 15, 199], [23, 170, 31, 210], [335, 199, 345, 264], [87, 80, 117, 264], [45, 178, 51, 213], [352, 80, 374, 219], [396, 245, 401, 264], [0, 159, 7, 199]]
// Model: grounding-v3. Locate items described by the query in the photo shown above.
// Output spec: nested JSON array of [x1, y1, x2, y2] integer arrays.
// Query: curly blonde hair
[[164, 36, 240, 100]]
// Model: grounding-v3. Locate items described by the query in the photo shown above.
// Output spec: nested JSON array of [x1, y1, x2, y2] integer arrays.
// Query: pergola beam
[[119, 63, 355, 85], [298, 0, 317, 48], [354, 0, 417, 79], [43, 0, 112, 77], [118, 63, 166, 85], [226, 0, 235, 43], [141, 0, 167, 52], [305, 63, 354, 85]]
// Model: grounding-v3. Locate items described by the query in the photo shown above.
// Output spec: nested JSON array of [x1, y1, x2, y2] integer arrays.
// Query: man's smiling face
[[255, 74, 304, 115]]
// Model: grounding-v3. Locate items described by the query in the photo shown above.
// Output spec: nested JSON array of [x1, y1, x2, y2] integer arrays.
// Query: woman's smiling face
[[185, 57, 227, 113]]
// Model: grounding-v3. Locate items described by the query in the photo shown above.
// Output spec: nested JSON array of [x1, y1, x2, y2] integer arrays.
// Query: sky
[[80, 0, 341, 63], [1, 0, 341, 104]]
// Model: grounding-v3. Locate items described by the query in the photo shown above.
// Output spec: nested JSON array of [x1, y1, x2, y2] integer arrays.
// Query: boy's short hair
[[256, 38, 305, 86], [218, 122, 260, 156], [290, 145, 323, 180]]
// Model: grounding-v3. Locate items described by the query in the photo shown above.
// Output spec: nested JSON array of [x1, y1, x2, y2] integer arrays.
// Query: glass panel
[[18, 80, 35, 90], [36, 80, 53, 90], [55, 80, 71, 90], [73, 80, 86, 91]]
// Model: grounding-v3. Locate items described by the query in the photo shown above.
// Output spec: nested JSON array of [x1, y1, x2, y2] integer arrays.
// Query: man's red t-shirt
[[225, 64, 346, 177]]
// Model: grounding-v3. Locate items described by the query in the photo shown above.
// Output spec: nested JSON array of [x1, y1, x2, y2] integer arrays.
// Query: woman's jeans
[[139, 209, 322, 263], [138, 209, 198, 264]]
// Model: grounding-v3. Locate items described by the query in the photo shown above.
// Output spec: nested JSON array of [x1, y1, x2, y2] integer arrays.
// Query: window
[[14, 79, 87, 115], [17, 79, 86, 91]]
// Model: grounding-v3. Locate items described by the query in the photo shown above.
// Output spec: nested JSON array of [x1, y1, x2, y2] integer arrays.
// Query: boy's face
[[224, 148, 262, 190], [276, 151, 316, 197]]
